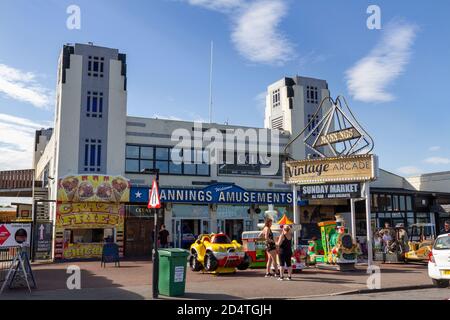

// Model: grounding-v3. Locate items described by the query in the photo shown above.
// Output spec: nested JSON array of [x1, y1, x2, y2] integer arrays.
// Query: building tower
[[53, 43, 127, 175], [264, 76, 331, 160]]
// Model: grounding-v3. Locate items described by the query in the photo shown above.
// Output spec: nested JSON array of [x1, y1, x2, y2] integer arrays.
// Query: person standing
[[159, 224, 170, 248], [277, 225, 293, 281], [440, 220, 450, 235], [260, 219, 279, 278]]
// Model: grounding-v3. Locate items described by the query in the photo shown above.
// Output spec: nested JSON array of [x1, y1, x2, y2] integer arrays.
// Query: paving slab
[[0, 260, 432, 300]]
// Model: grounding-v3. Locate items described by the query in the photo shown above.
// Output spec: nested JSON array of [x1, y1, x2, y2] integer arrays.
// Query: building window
[[307, 114, 319, 136], [125, 145, 210, 176], [87, 56, 104, 78], [272, 89, 281, 108], [86, 91, 103, 118], [84, 139, 102, 172], [306, 86, 319, 104]]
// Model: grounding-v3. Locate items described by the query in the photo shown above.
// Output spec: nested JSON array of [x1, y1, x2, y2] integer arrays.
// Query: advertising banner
[[0, 223, 31, 247], [62, 243, 104, 260], [57, 175, 130, 203], [300, 183, 361, 200], [283, 154, 378, 184], [130, 183, 308, 205], [56, 203, 125, 229], [33, 222, 53, 260]]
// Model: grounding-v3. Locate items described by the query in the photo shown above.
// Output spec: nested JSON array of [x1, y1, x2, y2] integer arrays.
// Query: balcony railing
[[0, 169, 42, 190]]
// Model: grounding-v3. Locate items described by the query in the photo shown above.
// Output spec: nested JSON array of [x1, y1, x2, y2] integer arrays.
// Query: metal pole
[[350, 198, 356, 240], [293, 184, 299, 248], [209, 41, 214, 124], [365, 182, 373, 267], [152, 170, 160, 299]]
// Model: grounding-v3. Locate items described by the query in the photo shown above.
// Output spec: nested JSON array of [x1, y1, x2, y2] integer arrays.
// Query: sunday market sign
[[283, 154, 378, 184]]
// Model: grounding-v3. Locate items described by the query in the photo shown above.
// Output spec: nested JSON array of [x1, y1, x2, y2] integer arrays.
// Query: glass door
[[217, 219, 225, 234], [172, 219, 182, 248], [201, 219, 210, 235]]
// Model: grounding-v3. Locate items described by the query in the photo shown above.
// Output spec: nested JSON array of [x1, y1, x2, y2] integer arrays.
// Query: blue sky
[[0, 0, 449, 177]]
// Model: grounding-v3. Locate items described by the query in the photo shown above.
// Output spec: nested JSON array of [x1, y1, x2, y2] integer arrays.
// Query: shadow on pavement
[[0, 268, 146, 300]]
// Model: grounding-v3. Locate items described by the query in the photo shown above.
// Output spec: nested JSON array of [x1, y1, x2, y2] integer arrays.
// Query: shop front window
[[71, 229, 113, 244], [399, 196, 406, 211], [393, 195, 399, 211], [125, 144, 210, 176], [406, 196, 413, 211], [416, 212, 430, 224], [386, 195, 392, 211]]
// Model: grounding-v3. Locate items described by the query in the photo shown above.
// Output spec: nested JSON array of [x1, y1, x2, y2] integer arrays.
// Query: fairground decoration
[[305, 96, 374, 158], [283, 95, 378, 268], [283, 96, 378, 185]]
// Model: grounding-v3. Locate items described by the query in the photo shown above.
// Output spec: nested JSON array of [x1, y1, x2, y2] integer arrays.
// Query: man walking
[[159, 224, 170, 248]]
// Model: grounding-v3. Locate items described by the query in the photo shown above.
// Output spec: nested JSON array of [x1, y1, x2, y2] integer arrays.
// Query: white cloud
[[424, 157, 450, 165], [254, 91, 266, 112], [231, 0, 294, 65], [397, 166, 422, 176], [184, 0, 294, 65], [0, 63, 53, 108], [187, 0, 244, 12], [429, 146, 441, 152], [345, 20, 417, 103], [0, 113, 51, 170]]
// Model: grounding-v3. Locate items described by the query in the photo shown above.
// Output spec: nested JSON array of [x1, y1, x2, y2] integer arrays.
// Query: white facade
[[34, 43, 450, 256], [407, 172, 450, 194]]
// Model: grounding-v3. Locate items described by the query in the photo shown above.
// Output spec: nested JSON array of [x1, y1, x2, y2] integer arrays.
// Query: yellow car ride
[[404, 223, 436, 262], [189, 233, 250, 274]]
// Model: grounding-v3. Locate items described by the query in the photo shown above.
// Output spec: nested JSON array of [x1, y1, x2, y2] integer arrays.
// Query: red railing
[[0, 169, 35, 189]]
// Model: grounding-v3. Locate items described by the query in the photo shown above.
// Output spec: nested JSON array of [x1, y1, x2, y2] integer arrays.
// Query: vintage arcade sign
[[303, 96, 374, 158], [283, 154, 378, 185], [300, 183, 361, 200], [315, 128, 362, 147]]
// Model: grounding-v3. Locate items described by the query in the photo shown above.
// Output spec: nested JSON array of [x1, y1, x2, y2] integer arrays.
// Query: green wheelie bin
[[158, 248, 189, 297]]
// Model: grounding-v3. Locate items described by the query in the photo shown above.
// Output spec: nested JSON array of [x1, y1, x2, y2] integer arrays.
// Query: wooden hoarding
[[283, 154, 378, 184]]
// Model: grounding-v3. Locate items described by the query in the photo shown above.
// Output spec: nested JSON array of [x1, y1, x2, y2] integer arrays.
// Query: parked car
[[189, 233, 250, 274], [428, 233, 450, 288]]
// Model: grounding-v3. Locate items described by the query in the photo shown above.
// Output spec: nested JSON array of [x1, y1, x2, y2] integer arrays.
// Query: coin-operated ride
[[374, 224, 410, 263], [189, 233, 250, 274], [307, 214, 361, 271], [404, 223, 435, 263]]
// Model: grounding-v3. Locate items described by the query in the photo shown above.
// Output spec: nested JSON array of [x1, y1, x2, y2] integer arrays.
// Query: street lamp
[[141, 168, 160, 299]]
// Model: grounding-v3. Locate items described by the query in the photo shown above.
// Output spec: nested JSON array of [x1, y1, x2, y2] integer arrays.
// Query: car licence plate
[[441, 270, 450, 275]]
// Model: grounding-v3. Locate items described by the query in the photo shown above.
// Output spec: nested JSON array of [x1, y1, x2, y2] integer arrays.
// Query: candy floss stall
[[54, 175, 130, 260]]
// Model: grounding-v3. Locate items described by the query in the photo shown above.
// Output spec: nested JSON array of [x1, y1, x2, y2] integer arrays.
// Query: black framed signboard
[[300, 183, 361, 200]]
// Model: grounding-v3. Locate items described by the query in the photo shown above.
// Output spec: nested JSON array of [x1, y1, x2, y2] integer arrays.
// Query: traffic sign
[[148, 180, 161, 209], [0, 225, 11, 246]]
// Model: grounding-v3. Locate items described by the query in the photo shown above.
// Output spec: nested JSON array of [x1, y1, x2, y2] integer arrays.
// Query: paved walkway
[[0, 260, 432, 300]]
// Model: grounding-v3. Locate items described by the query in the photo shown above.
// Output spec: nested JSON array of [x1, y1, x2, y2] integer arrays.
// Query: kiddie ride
[[189, 233, 250, 274], [307, 214, 361, 271], [404, 223, 435, 263]]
